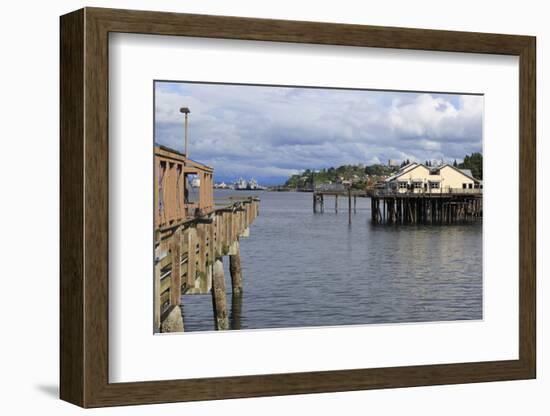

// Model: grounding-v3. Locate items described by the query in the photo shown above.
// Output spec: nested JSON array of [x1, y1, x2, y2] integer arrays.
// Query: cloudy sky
[[154, 81, 483, 185]]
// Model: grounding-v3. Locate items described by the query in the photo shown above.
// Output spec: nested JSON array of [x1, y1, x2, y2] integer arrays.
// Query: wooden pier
[[313, 185, 482, 225], [154, 146, 259, 332], [313, 185, 367, 224], [368, 189, 482, 225]]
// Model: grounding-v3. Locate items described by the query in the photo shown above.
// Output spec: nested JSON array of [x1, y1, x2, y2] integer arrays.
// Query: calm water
[[182, 190, 482, 331]]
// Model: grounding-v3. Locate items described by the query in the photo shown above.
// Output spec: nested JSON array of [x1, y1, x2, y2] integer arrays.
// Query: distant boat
[[248, 178, 259, 190], [233, 177, 266, 191], [234, 177, 248, 190], [214, 181, 229, 189]]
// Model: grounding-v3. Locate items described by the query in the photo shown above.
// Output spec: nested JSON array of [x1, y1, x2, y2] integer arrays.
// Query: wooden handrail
[[154, 145, 215, 229]]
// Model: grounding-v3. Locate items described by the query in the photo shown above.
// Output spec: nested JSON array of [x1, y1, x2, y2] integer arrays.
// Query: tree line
[[283, 152, 482, 188]]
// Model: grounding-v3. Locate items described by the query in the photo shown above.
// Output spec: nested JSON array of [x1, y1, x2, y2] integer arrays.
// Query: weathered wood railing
[[155, 145, 214, 229], [154, 197, 260, 332]]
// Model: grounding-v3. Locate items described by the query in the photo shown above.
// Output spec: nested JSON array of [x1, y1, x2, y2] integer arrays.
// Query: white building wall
[[387, 165, 476, 193]]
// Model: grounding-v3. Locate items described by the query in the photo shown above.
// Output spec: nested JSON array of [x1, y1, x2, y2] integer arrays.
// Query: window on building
[[429, 181, 440, 189], [429, 168, 440, 175], [398, 181, 407, 189], [413, 181, 422, 189], [463, 183, 467, 189], [468, 183, 473, 189]]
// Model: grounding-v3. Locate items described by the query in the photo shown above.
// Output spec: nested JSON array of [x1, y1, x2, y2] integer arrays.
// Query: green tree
[[458, 152, 483, 179]]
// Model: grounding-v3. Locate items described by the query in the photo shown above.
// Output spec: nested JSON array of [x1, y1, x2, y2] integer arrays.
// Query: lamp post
[[179, 107, 190, 157]]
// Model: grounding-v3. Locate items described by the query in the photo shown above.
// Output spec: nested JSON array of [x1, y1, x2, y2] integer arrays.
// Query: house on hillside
[[384, 162, 482, 193]]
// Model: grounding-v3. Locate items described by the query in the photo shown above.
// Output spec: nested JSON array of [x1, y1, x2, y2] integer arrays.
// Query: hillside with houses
[[283, 152, 482, 191]]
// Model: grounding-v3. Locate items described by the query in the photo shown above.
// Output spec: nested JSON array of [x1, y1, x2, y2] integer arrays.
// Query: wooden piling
[[211, 258, 229, 330], [348, 188, 352, 224], [230, 294, 243, 330], [368, 193, 481, 225], [229, 240, 243, 295]]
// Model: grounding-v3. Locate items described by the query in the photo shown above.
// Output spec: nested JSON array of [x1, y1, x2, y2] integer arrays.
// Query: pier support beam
[[313, 193, 324, 213], [211, 258, 229, 330], [229, 240, 243, 295], [170, 228, 182, 306], [231, 293, 243, 330]]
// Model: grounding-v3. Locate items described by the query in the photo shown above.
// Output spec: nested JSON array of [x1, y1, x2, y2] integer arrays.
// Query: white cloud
[[155, 83, 483, 184]]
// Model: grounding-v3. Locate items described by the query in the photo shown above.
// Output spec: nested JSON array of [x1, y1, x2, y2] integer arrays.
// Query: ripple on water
[[181, 190, 483, 332]]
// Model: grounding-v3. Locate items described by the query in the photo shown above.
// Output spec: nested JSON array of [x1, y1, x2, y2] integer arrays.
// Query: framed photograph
[[60, 7, 536, 407]]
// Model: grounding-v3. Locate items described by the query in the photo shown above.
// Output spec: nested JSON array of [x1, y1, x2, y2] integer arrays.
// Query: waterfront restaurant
[[384, 162, 482, 194]]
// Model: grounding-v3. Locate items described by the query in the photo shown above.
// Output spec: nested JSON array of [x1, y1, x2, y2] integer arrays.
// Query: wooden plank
[[197, 223, 207, 278], [164, 163, 175, 223], [158, 162, 167, 226], [160, 289, 170, 314], [154, 258, 161, 332], [217, 216, 223, 256], [154, 146, 187, 163], [231, 211, 237, 242], [160, 274, 171, 294], [208, 221, 215, 264], [223, 212, 229, 253], [154, 158, 160, 229], [186, 227, 197, 287], [170, 228, 182, 306]]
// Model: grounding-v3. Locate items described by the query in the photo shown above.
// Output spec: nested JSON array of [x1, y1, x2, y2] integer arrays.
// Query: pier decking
[[154, 146, 259, 332]]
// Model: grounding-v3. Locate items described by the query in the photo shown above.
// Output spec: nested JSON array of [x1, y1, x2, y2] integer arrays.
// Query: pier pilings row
[[369, 193, 482, 225], [154, 197, 260, 332]]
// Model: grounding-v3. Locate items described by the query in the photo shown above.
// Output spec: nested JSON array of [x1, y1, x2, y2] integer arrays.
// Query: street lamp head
[[180, 107, 191, 114]]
